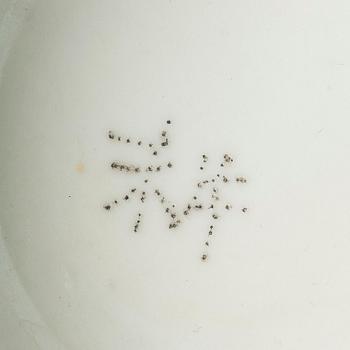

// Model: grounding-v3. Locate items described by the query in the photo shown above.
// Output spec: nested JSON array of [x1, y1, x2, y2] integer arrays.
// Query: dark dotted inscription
[[103, 120, 249, 261]]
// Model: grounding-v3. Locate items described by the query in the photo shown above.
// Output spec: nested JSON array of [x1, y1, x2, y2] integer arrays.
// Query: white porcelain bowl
[[2, 1, 350, 349]]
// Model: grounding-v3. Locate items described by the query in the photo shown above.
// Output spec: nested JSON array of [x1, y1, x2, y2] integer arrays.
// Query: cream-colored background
[[1, 1, 350, 349]]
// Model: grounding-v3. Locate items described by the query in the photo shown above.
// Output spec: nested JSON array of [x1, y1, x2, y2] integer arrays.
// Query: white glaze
[[2, 1, 350, 349]]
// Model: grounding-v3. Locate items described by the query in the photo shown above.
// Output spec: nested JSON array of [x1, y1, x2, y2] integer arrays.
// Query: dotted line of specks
[[107, 120, 171, 157]]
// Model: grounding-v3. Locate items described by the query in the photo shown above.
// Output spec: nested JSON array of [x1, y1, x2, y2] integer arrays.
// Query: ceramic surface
[[1, 1, 350, 349]]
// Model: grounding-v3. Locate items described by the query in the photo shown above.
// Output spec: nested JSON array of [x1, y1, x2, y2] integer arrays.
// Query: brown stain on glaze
[[76, 162, 85, 173]]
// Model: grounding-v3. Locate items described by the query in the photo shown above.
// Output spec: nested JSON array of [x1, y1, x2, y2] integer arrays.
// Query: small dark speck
[[167, 120, 171, 124], [236, 177, 247, 183], [153, 151, 158, 156], [137, 141, 142, 145], [242, 207, 248, 213], [201, 254, 207, 261], [126, 139, 130, 143], [104, 205, 111, 210], [167, 162, 173, 168], [124, 195, 129, 200], [200, 166, 203, 170]]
